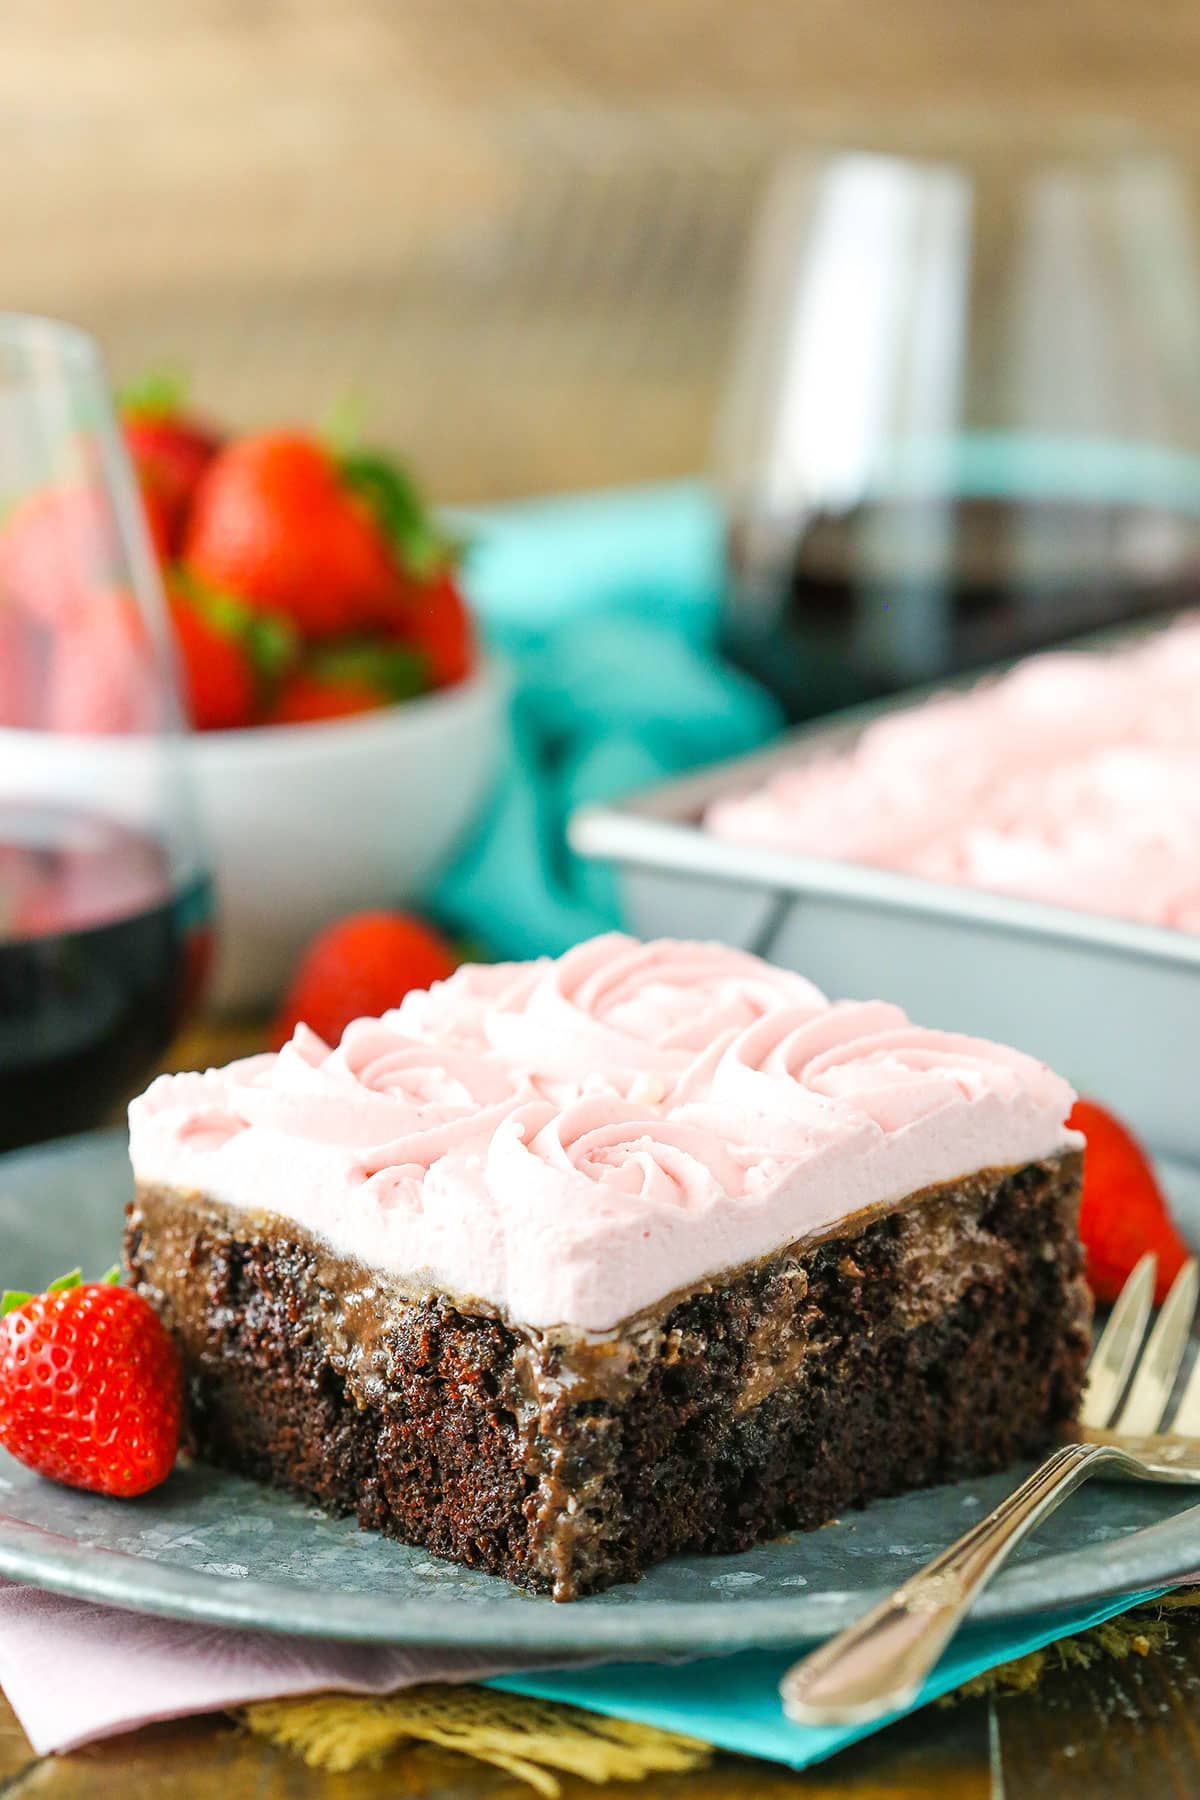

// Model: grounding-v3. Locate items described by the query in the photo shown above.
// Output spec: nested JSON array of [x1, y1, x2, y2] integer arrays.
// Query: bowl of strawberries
[[0, 380, 504, 1010], [135, 387, 504, 1009]]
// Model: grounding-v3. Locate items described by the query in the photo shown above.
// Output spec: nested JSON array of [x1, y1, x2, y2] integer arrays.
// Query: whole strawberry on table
[[1068, 1098, 1190, 1305], [111, 378, 475, 733], [270, 908, 461, 1050]]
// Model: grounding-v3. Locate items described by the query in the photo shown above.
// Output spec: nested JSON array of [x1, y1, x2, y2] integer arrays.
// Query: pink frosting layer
[[129, 934, 1077, 1330], [706, 616, 1200, 930]]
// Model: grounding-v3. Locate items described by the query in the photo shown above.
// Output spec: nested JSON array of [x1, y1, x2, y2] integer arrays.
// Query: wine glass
[[0, 314, 211, 1152], [717, 134, 1200, 718]]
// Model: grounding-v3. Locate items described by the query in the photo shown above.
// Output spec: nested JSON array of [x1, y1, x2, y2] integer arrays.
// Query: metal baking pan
[[570, 661, 1200, 1162]]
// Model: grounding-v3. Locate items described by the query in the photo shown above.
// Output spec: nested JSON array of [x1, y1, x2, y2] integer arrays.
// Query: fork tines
[[1080, 1253, 1200, 1439]]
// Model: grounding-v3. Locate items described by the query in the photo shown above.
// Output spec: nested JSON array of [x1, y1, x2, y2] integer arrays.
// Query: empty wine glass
[[0, 315, 211, 1151], [718, 135, 1200, 717]]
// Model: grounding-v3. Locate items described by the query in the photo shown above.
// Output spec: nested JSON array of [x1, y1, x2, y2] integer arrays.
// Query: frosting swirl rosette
[[182, 1021, 527, 1155], [458, 933, 825, 1092], [683, 999, 1074, 1159], [797, 1026, 1073, 1131], [698, 1001, 907, 1122], [389, 959, 542, 1050], [477, 1095, 771, 1327], [488, 1094, 753, 1220], [129, 1017, 533, 1217]]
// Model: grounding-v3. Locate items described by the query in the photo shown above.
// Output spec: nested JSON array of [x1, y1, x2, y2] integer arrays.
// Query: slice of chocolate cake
[[126, 934, 1091, 1600]]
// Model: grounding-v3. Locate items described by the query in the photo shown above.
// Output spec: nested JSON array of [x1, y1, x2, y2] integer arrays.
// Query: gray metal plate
[[0, 1129, 1197, 1653]]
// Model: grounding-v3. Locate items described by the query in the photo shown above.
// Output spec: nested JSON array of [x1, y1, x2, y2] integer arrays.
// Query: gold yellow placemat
[[244, 1683, 711, 1792]]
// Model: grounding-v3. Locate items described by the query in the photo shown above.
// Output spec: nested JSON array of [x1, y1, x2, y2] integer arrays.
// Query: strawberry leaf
[[100, 1266, 121, 1285], [175, 574, 299, 689], [2, 1268, 121, 1313], [118, 367, 188, 419], [243, 612, 298, 683], [309, 638, 431, 702], [321, 392, 369, 455], [338, 451, 454, 582]]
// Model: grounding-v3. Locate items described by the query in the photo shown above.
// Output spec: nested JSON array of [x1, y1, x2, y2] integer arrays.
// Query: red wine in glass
[[0, 316, 211, 1153], [717, 146, 1200, 720], [0, 806, 211, 1152], [724, 495, 1200, 721]]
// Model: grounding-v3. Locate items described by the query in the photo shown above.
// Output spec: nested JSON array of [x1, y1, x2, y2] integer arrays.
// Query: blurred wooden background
[[4, 0, 1200, 501]]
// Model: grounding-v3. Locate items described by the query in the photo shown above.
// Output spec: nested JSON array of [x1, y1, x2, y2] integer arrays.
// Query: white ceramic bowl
[[0, 659, 506, 1013], [191, 659, 505, 1008]]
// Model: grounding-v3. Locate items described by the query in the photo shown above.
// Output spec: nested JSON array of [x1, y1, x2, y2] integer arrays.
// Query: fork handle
[[780, 1440, 1125, 1726]]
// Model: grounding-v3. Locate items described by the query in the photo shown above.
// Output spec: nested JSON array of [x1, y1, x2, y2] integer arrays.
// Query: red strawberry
[[0, 478, 172, 631], [271, 911, 459, 1049], [183, 433, 403, 640], [168, 592, 258, 731], [1069, 1099, 1189, 1304], [337, 449, 454, 589], [48, 588, 164, 735], [167, 584, 296, 731], [265, 638, 428, 726], [121, 372, 223, 553], [395, 567, 475, 689], [0, 487, 111, 623], [137, 483, 174, 566], [0, 1269, 182, 1498], [0, 598, 42, 728]]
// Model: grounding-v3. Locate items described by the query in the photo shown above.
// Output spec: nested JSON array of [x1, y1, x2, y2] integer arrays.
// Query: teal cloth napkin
[[436, 481, 778, 959], [490, 1585, 1170, 1773]]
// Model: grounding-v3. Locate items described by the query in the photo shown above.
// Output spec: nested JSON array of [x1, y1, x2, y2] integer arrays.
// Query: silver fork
[[780, 1252, 1200, 1725]]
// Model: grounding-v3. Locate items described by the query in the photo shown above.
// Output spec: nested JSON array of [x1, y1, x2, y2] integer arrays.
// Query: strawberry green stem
[[2, 1265, 118, 1314], [117, 368, 189, 418]]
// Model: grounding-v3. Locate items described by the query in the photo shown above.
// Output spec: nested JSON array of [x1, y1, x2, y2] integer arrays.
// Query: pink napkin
[[0, 1583, 546, 1754]]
